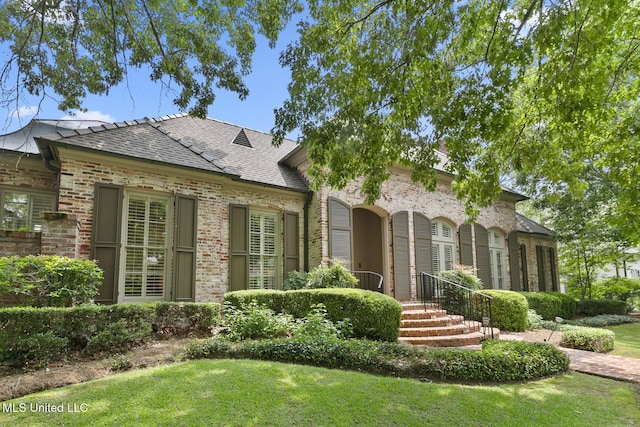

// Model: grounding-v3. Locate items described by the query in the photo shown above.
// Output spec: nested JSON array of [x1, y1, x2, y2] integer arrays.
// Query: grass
[[604, 322, 640, 359], [1, 359, 639, 427]]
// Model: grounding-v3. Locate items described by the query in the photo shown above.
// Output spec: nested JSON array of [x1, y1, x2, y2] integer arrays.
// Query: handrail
[[419, 272, 494, 340], [351, 271, 384, 292]]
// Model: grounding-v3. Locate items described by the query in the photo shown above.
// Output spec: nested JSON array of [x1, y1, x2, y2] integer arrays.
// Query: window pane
[[444, 245, 454, 271], [1, 192, 54, 231], [432, 244, 440, 273], [248, 211, 278, 289]]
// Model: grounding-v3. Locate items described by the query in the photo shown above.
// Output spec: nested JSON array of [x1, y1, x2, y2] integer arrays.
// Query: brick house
[[0, 114, 559, 304]]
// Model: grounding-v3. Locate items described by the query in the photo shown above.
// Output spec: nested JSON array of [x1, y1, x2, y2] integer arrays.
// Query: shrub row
[[576, 299, 628, 316], [0, 255, 103, 307], [223, 288, 402, 342], [0, 302, 220, 367], [185, 337, 570, 383], [519, 292, 577, 320]]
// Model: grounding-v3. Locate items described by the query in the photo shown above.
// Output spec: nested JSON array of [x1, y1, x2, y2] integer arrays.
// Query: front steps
[[398, 302, 499, 347]]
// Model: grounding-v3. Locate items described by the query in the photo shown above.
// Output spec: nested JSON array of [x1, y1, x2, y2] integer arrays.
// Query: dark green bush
[[185, 337, 569, 383], [576, 299, 628, 316], [481, 290, 528, 331], [153, 302, 221, 337], [0, 255, 103, 307], [224, 288, 402, 341], [561, 327, 615, 353], [283, 270, 309, 290], [305, 263, 358, 289], [0, 302, 221, 367], [519, 292, 561, 320]]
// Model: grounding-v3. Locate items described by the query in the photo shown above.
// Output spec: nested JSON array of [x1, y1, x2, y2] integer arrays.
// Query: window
[[431, 220, 455, 273], [488, 229, 506, 289], [1, 189, 55, 231], [249, 211, 279, 289], [121, 193, 171, 301]]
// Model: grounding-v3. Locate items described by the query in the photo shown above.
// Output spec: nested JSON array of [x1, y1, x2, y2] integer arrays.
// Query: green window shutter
[[458, 223, 473, 267], [413, 213, 432, 299], [474, 224, 491, 288], [229, 204, 249, 291], [328, 197, 352, 269], [91, 183, 123, 304], [549, 247, 559, 292], [520, 244, 529, 291], [536, 245, 548, 291], [173, 194, 198, 301], [392, 211, 411, 300], [283, 211, 300, 277], [508, 230, 521, 291]]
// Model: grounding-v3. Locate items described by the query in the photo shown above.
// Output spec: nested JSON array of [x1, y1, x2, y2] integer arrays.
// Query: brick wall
[[0, 230, 41, 256], [299, 161, 520, 300], [518, 234, 558, 292], [57, 155, 307, 303]]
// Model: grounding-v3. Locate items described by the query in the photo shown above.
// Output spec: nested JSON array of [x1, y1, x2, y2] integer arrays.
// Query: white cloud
[[10, 105, 39, 119], [61, 110, 116, 123]]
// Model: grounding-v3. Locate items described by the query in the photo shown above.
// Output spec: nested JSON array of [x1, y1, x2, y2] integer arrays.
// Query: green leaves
[[274, 0, 639, 226], [0, 0, 302, 116]]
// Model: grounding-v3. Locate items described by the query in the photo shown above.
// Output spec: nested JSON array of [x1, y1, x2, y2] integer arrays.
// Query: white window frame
[[248, 209, 280, 290], [0, 187, 55, 231], [431, 219, 456, 274], [119, 191, 173, 302], [488, 229, 507, 289]]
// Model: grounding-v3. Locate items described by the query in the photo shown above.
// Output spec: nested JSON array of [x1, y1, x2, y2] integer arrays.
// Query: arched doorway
[[352, 207, 385, 292]]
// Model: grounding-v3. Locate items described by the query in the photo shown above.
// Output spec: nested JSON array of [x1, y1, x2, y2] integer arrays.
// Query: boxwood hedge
[[480, 290, 528, 332], [519, 292, 577, 320], [223, 288, 402, 342]]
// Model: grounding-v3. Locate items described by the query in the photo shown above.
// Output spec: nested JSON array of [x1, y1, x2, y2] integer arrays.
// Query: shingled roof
[[35, 114, 308, 192], [516, 213, 554, 237]]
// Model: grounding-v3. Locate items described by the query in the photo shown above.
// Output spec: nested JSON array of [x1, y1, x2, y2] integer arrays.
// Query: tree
[[1, 0, 638, 242], [272, 0, 639, 239], [0, 0, 302, 117], [521, 166, 633, 299]]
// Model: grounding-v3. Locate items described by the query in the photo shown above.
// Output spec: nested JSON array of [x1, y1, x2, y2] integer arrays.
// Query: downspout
[[40, 143, 61, 210], [303, 190, 314, 272]]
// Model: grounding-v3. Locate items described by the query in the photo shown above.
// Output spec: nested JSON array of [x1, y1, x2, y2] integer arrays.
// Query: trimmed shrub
[[520, 292, 560, 320], [0, 302, 221, 367], [0, 255, 103, 307], [576, 299, 628, 316], [224, 288, 402, 342], [305, 263, 358, 289], [185, 337, 569, 383], [561, 327, 615, 353], [568, 314, 636, 327], [153, 302, 221, 337], [481, 290, 528, 332]]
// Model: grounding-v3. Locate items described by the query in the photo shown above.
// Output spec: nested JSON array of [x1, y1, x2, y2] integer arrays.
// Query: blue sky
[[1, 25, 298, 138]]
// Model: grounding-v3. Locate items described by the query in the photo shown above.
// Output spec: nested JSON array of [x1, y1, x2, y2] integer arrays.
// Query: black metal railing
[[419, 272, 494, 339], [351, 271, 384, 293]]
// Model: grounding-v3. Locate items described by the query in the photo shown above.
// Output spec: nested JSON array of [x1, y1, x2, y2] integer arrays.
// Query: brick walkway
[[561, 348, 640, 383]]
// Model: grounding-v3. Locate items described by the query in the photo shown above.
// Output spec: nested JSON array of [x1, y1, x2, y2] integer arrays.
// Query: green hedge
[[520, 292, 577, 320], [576, 299, 628, 316], [0, 302, 221, 367], [223, 289, 402, 342], [185, 337, 570, 383], [561, 327, 615, 353], [481, 290, 528, 332], [0, 255, 103, 307]]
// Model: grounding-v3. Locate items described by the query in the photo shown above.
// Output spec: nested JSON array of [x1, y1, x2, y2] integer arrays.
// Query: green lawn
[[605, 322, 640, 359], [1, 359, 639, 427]]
